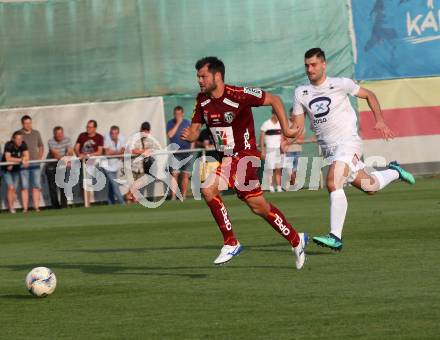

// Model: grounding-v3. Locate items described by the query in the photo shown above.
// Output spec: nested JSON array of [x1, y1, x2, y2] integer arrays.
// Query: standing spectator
[[102, 126, 125, 205], [196, 128, 219, 182], [74, 120, 104, 204], [281, 108, 305, 187], [128, 122, 159, 200], [260, 111, 283, 192], [45, 126, 74, 209], [16, 115, 44, 211], [2, 131, 29, 213], [167, 106, 194, 200]]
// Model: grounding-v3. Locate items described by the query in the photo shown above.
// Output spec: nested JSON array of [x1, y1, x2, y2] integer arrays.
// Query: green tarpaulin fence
[[0, 0, 354, 109]]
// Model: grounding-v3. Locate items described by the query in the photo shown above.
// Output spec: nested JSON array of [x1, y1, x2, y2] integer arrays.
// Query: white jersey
[[261, 119, 282, 149], [293, 77, 361, 147]]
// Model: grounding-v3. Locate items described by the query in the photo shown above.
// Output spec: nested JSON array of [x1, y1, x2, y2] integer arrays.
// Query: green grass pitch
[[1, 178, 439, 339]]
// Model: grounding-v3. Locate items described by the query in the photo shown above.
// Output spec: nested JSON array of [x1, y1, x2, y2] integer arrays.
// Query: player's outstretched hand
[[374, 121, 395, 140], [283, 124, 304, 140], [181, 127, 190, 141]]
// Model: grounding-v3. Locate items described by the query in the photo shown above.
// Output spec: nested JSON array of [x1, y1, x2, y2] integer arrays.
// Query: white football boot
[[292, 233, 308, 270], [213, 242, 243, 265]]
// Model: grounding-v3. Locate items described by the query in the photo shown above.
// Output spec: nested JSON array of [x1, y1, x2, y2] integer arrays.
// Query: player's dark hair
[[140, 121, 150, 131], [110, 125, 119, 132], [53, 126, 63, 134], [174, 105, 184, 112], [305, 48, 326, 61], [12, 131, 22, 139], [195, 56, 225, 80], [87, 119, 98, 128], [21, 115, 31, 123]]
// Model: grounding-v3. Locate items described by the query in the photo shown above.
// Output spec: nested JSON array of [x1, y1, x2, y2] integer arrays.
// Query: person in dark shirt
[[74, 119, 104, 204], [2, 131, 29, 213], [167, 106, 194, 200], [196, 128, 220, 182], [75, 120, 104, 158]]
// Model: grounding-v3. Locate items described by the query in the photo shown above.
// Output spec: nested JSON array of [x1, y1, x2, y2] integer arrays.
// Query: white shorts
[[321, 139, 365, 183], [265, 148, 283, 170]]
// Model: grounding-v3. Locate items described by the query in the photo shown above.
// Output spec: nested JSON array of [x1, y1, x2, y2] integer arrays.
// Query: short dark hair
[[87, 119, 97, 128], [12, 131, 22, 139], [53, 126, 63, 134], [21, 115, 31, 123], [174, 105, 184, 113], [110, 125, 119, 132], [305, 48, 326, 61], [195, 56, 225, 80], [140, 121, 150, 131]]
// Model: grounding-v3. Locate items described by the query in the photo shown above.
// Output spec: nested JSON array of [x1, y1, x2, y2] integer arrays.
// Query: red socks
[[206, 196, 237, 246], [264, 204, 300, 247], [206, 197, 298, 248]]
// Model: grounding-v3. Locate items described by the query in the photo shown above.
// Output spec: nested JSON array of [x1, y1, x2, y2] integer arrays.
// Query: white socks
[[371, 169, 399, 190], [328, 169, 399, 239], [330, 189, 348, 239]]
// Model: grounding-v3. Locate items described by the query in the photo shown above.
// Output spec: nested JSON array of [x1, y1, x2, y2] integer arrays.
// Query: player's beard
[[201, 82, 217, 94]]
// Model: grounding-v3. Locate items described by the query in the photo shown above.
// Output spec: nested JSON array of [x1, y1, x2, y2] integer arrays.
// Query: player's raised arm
[[356, 87, 395, 140], [263, 92, 302, 139], [181, 123, 201, 142]]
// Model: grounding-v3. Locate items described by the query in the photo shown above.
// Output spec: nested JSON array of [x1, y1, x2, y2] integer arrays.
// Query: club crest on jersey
[[244, 87, 262, 98], [224, 112, 235, 124], [309, 96, 331, 118]]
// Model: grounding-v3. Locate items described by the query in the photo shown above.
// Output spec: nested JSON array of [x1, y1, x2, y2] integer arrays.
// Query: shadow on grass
[[0, 263, 209, 280], [0, 261, 303, 280], [62, 242, 336, 256], [0, 294, 34, 300]]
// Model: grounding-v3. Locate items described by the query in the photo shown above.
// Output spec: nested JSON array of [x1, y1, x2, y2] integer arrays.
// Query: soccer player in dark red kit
[[181, 57, 308, 269]]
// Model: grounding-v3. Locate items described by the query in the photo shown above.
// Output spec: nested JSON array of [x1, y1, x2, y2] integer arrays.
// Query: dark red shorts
[[215, 151, 263, 201]]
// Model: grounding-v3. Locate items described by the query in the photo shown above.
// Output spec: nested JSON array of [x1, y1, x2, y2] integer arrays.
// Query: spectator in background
[[260, 111, 283, 192], [102, 125, 125, 205], [281, 108, 305, 188], [16, 115, 44, 212], [74, 120, 104, 204], [2, 131, 29, 213], [196, 128, 219, 182], [45, 126, 74, 209], [128, 121, 159, 201], [167, 106, 194, 200]]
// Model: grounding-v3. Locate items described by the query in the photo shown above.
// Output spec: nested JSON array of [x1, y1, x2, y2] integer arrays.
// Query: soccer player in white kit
[[291, 48, 415, 251]]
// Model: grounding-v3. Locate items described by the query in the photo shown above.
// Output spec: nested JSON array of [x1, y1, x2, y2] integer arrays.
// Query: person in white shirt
[[291, 48, 415, 251], [281, 108, 306, 188], [102, 125, 125, 205], [260, 112, 283, 192]]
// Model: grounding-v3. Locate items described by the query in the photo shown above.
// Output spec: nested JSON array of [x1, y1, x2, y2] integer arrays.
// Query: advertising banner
[[352, 0, 440, 80]]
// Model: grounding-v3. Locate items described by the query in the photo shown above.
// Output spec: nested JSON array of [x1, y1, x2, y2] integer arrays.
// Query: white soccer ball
[[25, 267, 57, 297]]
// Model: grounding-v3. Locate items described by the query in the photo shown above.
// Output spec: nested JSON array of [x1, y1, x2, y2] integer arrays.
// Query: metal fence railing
[[0, 142, 322, 209]]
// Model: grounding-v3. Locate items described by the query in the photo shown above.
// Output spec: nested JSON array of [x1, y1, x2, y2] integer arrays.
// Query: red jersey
[[192, 85, 266, 156]]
